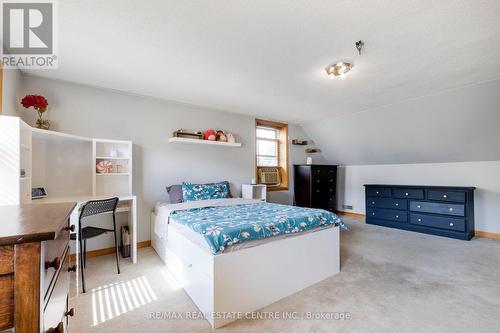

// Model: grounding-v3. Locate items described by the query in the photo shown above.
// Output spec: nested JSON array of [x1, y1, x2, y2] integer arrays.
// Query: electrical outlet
[[343, 204, 353, 210]]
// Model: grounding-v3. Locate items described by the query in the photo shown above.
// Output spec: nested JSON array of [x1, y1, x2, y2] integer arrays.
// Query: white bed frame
[[151, 212, 340, 329]]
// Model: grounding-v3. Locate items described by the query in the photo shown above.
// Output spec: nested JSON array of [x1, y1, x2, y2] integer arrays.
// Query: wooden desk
[[0, 202, 76, 333], [33, 195, 138, 263]]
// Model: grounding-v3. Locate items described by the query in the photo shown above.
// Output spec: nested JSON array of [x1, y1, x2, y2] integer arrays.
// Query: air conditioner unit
[[258, 167, 281, 185]]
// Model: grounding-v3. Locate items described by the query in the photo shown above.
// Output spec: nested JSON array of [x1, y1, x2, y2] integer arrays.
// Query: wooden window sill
[[266, 185, 288, 192]]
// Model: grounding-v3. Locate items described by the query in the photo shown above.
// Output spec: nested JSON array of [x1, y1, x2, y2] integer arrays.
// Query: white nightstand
[[241, 184, 267, 201]]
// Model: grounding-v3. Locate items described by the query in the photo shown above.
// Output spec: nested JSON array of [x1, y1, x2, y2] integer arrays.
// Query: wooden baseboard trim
[[70, 240, 151, 261], [474, 231, 500, 240], [336, 211, 366, 219]]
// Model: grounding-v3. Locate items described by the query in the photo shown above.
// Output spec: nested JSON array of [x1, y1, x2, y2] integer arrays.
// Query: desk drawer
[[43, 249, 70, 333], [367, 198, 407, 210], [43, 224, 70, 299], [410, 214, 466, 232], [410, 201, 465, 217], [366, 187, 391, 197], [393, 188, 424, 199], [428, 190, 466, 203], [367, 208, 407, 222]]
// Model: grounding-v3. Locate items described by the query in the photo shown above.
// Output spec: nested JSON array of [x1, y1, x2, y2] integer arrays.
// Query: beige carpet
[[69, 216, 500, 332]]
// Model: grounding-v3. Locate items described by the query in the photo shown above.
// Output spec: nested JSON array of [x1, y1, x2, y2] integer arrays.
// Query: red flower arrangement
[[21, 94, 50, 129], [21, 94, 48, 113]]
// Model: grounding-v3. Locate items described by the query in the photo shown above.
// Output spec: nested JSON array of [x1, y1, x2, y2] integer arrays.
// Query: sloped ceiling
[[303, 79, 500, 164], [22, 0, 500, 123]]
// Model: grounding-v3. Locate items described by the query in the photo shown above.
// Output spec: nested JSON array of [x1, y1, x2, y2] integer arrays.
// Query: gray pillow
[[166, 184, 183, 203]]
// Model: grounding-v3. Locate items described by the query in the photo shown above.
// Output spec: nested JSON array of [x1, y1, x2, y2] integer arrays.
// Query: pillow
[[166, 184, 183, 204], [181, 181, 230, 201]]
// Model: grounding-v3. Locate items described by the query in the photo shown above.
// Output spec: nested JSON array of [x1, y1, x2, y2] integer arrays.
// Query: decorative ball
[[204, 129, 216, 141]]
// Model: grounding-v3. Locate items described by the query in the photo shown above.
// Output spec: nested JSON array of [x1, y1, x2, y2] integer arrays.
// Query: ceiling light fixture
[[325, 62, 353, 79]]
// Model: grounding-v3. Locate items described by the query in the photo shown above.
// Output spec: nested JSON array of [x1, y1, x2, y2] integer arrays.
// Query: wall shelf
[[96, 156, 130, 160], [168, 137, 242, 147], [32, 127, 92, 142], [95, 173, 130, 176]]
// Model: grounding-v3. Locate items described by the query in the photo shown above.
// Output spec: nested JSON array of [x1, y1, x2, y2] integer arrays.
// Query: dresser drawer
[[410, 201, 465, 217], [367, 198, 407, 210], [366, 187, 391, 197], [393, 188, 424, 199], [43, 225, 70, 299], [428, 190, 466, 203], [0, 274, 14, 330], [410, 214, 466, 232], [43, 249, 70, 333], [367, 208, 407, 222]]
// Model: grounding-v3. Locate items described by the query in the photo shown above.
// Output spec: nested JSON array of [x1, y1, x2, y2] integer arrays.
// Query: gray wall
[[19, 74, 322, 248], [2, 67, 23, 117], [304, 79, 500, 165]]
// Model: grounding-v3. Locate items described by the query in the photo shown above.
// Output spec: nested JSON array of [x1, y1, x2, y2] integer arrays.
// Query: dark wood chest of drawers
[[364, 185, 475, 240], [0, 203, 76, 333], [294, 165, 337, 212]]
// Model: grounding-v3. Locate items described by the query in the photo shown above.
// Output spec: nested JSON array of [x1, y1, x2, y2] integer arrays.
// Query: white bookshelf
[[168, 137, 242, 147], [0, 116, 134, 204], [92, 139, 132, 196]]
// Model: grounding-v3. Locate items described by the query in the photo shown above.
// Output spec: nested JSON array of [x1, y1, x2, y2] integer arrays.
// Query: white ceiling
[[24, 0, 500, 123]]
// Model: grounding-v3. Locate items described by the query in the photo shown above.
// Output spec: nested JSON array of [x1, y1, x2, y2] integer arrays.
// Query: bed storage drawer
[[366, 187, 391, 198], [366, 208, 407, 223], [367, 198, 407, 210], [410, 201, 465, 217], [364, 185, 474, 240], [428, 190, 466, 203], [393, 188, 424, 199], [410, 214, 466, 232]]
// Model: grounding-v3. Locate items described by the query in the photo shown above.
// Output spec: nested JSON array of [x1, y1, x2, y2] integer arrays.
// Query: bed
[[151, 197, 343, 328]]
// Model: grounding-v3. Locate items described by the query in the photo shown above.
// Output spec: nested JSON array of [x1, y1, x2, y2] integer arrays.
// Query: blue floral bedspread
[[170, 202, 346, 254]]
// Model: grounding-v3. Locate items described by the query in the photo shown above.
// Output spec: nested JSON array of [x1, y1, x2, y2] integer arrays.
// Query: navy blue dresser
[[364, 185, 475, 240]]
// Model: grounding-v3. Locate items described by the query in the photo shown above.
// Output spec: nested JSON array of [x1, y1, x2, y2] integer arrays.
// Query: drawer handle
[[66, 308, 75, 317], [417, 205, 421, 208], [66, 224, 75, 232], [45, 257, 61, 270], [395, 203, 399, 206], [417, 218, 422, 222], [376, 191, 379, 194], [46, 322, 64, 333], [187, 264, 193, 268], [395, 215, 399, 218], [449, 223, 454, 227], [449, 208, 454, 211], [371, 201, 375, 204], [405, 192, 409, 196], [443, 194, 448, 198], [372, 213, 375, 216], [68, 264, 77, 272]]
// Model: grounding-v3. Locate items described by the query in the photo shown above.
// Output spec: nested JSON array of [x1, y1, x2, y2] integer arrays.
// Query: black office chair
[[70, 197, 120, 293]]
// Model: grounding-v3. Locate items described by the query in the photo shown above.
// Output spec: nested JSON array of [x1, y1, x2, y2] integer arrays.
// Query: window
[[255, 119, 288, 191], [256, 126, 278, 167]]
